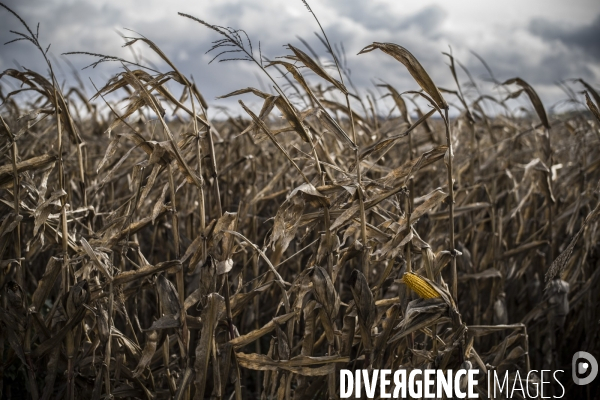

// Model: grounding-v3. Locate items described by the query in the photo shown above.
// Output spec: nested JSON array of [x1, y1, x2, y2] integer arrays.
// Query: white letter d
[[340, 370, 353, 398]]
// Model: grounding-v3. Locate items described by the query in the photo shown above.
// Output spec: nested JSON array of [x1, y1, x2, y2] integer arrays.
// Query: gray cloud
[[324, 1, 447, 38], [1, 0, 599, 116], [529, 14, 600, 60]]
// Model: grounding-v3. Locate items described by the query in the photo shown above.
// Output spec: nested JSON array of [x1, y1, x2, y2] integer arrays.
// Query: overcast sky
[[1, 0, 599, 117]]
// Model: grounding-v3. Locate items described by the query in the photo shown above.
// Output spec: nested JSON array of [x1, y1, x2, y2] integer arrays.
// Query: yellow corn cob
[[401, 272, 440, 299]]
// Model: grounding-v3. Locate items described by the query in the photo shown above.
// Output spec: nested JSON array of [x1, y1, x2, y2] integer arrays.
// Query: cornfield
[[1, 2, 599, 399]]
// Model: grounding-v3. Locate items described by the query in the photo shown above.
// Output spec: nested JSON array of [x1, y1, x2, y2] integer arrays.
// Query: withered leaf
[[359, 42, 447, 109], [309, 266, 339, 320], [286, 44, 347, 94], [502, 77, 550, 129], [349, 270, 376, 330]]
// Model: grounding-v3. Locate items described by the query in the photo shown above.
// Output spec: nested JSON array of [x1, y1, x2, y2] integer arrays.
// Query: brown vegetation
[[1, 2, 599, 399]]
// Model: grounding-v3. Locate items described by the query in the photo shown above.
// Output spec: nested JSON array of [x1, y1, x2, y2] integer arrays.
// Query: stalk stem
[[444, 108, 457, 301]]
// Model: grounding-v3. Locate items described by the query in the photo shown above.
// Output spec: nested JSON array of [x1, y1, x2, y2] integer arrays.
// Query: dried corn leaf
[[358, 42, 447, 109]]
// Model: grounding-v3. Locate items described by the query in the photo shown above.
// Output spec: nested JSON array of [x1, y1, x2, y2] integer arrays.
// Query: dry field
[[1, 2, 599, 399]]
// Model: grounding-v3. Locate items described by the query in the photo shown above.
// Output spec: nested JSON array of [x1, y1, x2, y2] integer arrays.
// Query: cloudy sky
[[1, 0, 599, 116]]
